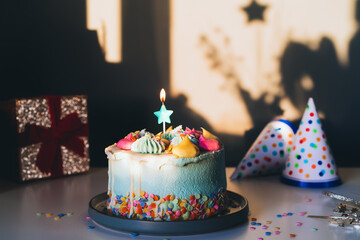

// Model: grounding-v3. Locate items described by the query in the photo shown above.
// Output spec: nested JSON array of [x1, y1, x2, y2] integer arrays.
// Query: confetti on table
[[299, 211, 307, 216], [296, 222, 303, 226], [54, 216, 60, 220], [36, 212, 43, 216], [274, 230, 281, 235], [45, 213, 53, 217], [288, 212, 293, 216], [274, 227, 280, 230], [131, 233, 139, 237], [256, 223, 262, 226], [86, 216, 91, 220], [276, 214, 282, 218], [290, 233, 296, 238], [266, 221, 272, 224], [251, 222, 257, 225], [265, 232, 271, 236], [312, 228, 318, 231], [251, 218, 257, 221], [306, 198, 312, 202], [250, 227, 256, 230], [262, 225, 268, 229], [88, 226, 95, 229], [257, 238, 264, 240], [66, 212, 73, 216]]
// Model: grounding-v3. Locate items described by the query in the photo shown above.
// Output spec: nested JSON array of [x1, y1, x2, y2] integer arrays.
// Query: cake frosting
[[105, 126, 227, 221]]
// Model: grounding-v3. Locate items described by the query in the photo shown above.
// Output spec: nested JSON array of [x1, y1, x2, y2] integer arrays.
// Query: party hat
[[281, 98, 341, 188], [231, 119, 297, 180]]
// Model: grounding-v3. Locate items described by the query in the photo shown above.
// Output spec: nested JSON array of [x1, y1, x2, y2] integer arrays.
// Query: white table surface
[[0, 167, 359, 240]]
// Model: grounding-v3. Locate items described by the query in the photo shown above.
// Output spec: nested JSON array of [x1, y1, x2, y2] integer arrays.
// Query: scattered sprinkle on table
[[66, 212, 73, 216], [266, 221, 272, 224], [45, 213, 53, 217], [256, 223, 261, 226], [282, 213, 288, 216], [36, 212, 43, 216], [250, 227, 256, 230], [265, 232, 271, 236], [299, 212, 307, 216], [131, 233, 139, 237], [88, 226, 95, 229], [287, 212, 293, 216], [276, 214, 282, 218], [306, 198, 312, 202], [251, 218, 257, 221], [86, 216, 91, 220], [257, 238, 264, 240], [312, 228, 318, 231], [274, 227, 280, 230], [274, 230, 280, 235], [251, 222, 257, 225], [296, 222, 303, 226], [262, 225, 268, 229], [290, 233, 296, 238]]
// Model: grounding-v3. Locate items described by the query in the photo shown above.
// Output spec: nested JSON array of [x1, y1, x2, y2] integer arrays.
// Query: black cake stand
[[88, 191, 249, 236]]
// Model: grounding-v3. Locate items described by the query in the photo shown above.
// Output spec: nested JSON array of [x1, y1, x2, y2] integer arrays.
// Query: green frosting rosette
[[131, 135, 165, 154]]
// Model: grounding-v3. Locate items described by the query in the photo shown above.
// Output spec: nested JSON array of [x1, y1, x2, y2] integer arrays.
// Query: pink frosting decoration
[[199, 135, 220, 151], [116, 133, 136, 150], [185, 127, 202, 137]]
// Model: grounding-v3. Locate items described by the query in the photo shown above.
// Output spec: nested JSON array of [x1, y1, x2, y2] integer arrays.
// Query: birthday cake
[[105, 126, 227, 221]]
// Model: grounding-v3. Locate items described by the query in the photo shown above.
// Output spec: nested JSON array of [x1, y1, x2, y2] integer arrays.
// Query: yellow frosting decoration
[[201, 127, 220, 141], [172, 136, 200, 158]]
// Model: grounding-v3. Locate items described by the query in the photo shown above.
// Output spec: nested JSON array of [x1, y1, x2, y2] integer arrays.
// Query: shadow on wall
[[196, 1, 360, 167], [280, 0, 360, 167]]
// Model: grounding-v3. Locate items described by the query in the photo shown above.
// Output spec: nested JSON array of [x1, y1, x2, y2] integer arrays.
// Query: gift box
[[0, 95, 90, 181]]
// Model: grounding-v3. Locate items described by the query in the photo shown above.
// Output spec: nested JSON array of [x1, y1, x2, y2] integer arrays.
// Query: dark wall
[[0, 0, 359, 168]]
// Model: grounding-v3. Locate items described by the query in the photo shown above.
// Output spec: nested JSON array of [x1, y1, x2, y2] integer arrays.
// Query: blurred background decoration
[[1, 0, 359, 167]]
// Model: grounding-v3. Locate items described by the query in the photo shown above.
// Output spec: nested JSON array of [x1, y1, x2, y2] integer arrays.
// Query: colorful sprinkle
[[296, 222, 303, 226], [266, 221, 272, 224], [274, 227, 280, 230], [45, 213, 53, 217], [250, 227, 256, 230], [88, 226, 95, 229], [312, 228, 318, 231], [66, 212, 73, 216], [131, 233, 139, 237], [36, 212, 43, 216], [251, 217, 257, 221], [274, 230, 280, 235], [257, 238, 264, 240], [265, 232, 271, 236], [290, 234, 296, 238], [262, 225, 268, 229], [306, 198, 312, 202], [276, 214, 282, 218], [86, 216, 91, 219]]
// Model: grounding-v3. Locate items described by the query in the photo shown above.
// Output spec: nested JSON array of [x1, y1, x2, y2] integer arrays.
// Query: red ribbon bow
[[19, 96, 89, 177]]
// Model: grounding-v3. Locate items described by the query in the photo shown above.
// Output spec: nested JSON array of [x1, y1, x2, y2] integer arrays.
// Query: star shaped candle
[[154, 88, 173, 134]]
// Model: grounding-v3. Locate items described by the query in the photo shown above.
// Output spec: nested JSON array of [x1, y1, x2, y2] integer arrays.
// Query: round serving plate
[[88, 191, 249, 236]]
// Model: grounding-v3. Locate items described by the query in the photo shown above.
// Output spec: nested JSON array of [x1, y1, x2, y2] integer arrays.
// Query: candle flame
[[160, 88, 166, 103]]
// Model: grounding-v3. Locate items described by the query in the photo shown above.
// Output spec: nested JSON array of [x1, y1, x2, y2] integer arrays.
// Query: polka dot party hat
[[281, 98, 341, 187], [230, 119, 297, 180]]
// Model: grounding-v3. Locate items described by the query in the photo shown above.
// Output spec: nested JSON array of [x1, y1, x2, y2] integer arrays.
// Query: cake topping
[[116, 125, 222, 155], [117, 133, 137, 150], [172, 136, 200, 158], [131, 135, 165, 154], [199, 128, 221, 151]]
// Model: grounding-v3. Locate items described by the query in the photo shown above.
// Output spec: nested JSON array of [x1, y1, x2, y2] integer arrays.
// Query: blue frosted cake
[[105, 126, 227, 221]]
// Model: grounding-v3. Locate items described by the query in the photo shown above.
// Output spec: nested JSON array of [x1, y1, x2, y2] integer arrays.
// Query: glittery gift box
[[0, 95, 90, 181]]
